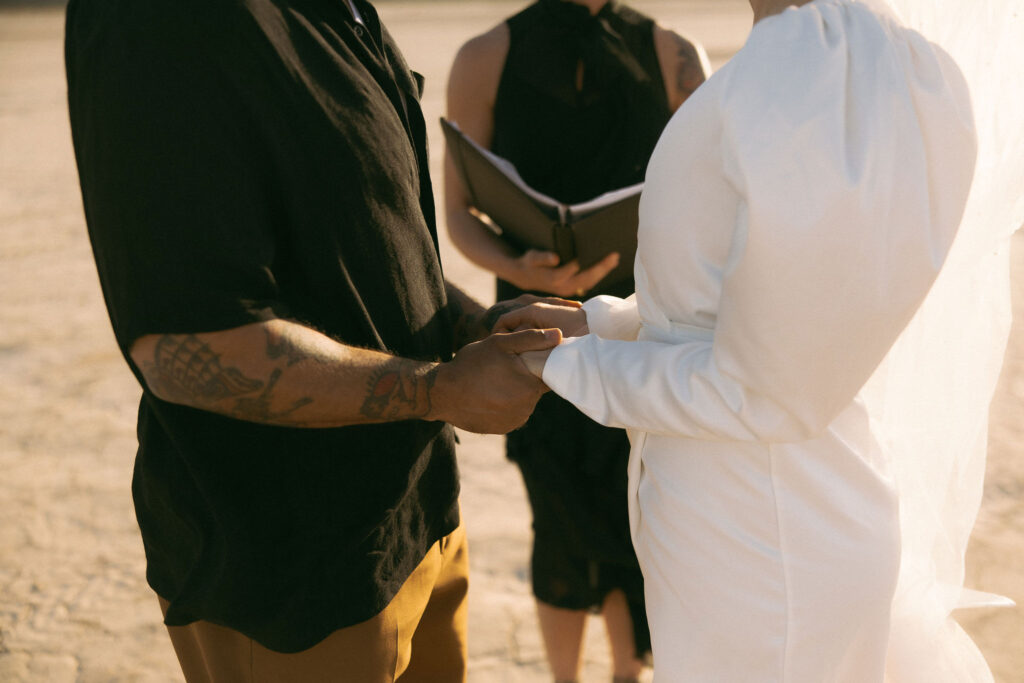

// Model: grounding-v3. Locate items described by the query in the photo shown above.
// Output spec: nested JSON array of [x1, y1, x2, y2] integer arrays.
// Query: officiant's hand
[[508, 249, 620, 298], [493, 301, 588, 338]]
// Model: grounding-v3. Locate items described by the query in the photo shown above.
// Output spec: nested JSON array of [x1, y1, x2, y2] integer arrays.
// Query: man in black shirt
[[65, 0, 567, 679]]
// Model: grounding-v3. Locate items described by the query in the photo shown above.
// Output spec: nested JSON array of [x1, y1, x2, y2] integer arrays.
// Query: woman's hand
[[493, 301, 587, 338], [518, 347, 555, 379], [496, 297, 586, 379], [505, 249, 620, 298]]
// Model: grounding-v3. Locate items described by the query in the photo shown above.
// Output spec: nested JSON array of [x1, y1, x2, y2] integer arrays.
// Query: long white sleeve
[[543, 1, 976, 443]]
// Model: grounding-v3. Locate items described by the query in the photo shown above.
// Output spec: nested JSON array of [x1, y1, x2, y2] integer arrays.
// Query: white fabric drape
[[864, 0, 1024, 680]]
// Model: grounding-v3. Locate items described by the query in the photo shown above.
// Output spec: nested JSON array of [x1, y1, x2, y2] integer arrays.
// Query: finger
[[571, 252, 620, 293], [513, 293, 582, 308], [492, 328, 562, 353], [550, 259, 581, 281], [490, 306, 527, 333], [491, 303, 553, 333], [531, 296, 583, 309], [511, 321, 551, 333], [522, 250, 561, 267]]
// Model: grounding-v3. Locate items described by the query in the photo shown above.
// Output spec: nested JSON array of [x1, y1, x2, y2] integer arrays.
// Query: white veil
[[862, 0, 1024, 679]]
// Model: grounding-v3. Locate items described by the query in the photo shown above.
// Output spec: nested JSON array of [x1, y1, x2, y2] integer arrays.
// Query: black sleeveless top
[[491, 4, 669, 654], [493, 0, 672, 301]]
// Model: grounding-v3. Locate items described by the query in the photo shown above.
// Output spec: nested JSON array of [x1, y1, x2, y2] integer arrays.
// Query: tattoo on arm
[[264, 327, 307, 366], [360, 361, 436, 421], [233, 368, 314, 422], [145, 335, 262, 401], [674, 36, 706, 102], [142, 334, 313, 423]]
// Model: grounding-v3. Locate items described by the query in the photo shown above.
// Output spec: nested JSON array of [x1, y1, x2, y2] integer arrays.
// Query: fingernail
[[545, 329, 561, 341]]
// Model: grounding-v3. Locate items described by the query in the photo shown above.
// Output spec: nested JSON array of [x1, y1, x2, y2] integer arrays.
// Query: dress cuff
[[541, 334, 617, 428], [581, 294, 640, 341], [542, 335, 593, 412]]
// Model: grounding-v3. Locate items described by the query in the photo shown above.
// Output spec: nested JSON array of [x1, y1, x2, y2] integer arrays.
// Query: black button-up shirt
[[66, 0, 459, 652]]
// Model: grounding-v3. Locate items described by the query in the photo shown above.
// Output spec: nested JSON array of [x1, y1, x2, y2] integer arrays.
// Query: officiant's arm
[[654, 27, 710, 111], [443, 24, 619, 297]]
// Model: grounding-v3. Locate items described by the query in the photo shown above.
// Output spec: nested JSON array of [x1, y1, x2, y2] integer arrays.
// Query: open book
[[442, 118, 640, 288]]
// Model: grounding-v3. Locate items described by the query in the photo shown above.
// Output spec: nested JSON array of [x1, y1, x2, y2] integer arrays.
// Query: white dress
[[540, 0, 986, 680]]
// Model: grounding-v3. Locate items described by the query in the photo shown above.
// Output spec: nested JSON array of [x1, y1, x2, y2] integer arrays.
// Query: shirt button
[[354, 25, 365, 37]]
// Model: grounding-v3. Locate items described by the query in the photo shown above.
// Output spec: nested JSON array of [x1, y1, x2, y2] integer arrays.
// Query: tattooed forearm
[[233, 368, 314, 422], [264, 327, 308, 366], [141, 334, 314, 423], [360, 361, 437, 421], [144, 334, 263, 402]]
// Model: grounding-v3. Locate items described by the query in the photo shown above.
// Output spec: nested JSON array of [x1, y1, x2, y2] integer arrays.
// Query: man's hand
[[493, 301, 588, 338], [430, 328, 561, 433], [506, 250, 620, 298]]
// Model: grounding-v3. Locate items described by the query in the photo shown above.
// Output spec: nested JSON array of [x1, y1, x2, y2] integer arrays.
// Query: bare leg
[[602, 589, 645, 681], [536, 600, 588, 682]]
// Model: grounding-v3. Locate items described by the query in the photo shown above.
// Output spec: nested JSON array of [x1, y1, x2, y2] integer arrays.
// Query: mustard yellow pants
[[158, 524, 469, 683]]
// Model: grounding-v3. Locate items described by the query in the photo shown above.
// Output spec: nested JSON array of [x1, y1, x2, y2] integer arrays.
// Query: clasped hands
[[437, 295, 587, 434], [490, 297, 589, 377]]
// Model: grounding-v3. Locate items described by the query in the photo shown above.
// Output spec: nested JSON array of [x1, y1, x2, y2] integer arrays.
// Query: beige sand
[[0, 2, 1020, 681]]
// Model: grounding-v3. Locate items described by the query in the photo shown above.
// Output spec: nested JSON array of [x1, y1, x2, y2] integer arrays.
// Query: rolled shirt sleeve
[[543, 2, 976, 443]]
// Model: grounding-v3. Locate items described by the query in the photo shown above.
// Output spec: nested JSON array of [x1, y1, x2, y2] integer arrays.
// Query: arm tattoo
[[264, 327, 307, 366], [674, 37, 706, 101], [233, 368, 313, 422], [142, 334, 313, 423], [145, 334, 263, 402], [360, 361, 436, 421]]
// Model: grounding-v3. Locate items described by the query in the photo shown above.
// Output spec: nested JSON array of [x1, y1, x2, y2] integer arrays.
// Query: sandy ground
[[0, 1, 1020, 681]]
